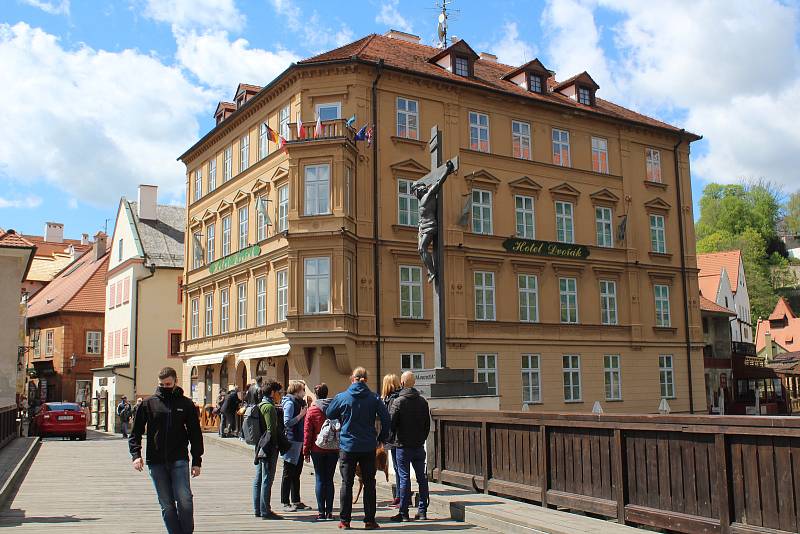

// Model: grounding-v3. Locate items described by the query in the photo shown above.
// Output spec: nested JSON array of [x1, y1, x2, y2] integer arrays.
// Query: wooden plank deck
[[0, 430, 490, 533]]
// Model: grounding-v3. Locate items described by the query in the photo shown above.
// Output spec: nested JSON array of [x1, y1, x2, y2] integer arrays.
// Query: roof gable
[[644, 197, 672, 211], [27, 247, 110, 318], [508, 176, 543, 194], [428, 39, 479, 64], [502, 58, 551, 81], [554, 71, 600, 92], [390, 158, 429, 176], [589, 188, 620, 204], [697, 250, 743, 291], [549, 182, 581, 198]]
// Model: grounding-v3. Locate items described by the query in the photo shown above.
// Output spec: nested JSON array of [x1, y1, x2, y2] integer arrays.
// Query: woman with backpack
[[280, 380, 308, 512], [303, 383, 339, 521], [381, 374, 402, 506]]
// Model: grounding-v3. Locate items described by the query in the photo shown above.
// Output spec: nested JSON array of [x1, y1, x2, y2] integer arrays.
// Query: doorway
[[282, 360, 289, 390]]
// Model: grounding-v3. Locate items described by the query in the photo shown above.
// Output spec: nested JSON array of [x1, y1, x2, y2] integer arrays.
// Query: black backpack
[[242, 404, 264, 445]]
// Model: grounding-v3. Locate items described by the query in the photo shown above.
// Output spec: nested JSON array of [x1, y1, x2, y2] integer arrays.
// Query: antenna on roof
[[434, 0, 458, 48]]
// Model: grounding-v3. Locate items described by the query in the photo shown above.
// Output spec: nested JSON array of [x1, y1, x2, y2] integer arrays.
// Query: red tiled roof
[[756, 299, 800, 352], [769, 297, 796, 321], [697, 250, 743, 296], [700, 295, 736, 316], [22, 234, 91, 259], [0, 229, 35, 248]]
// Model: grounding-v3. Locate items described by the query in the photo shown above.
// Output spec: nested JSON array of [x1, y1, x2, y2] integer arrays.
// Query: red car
[[33, 402, 87, 440]]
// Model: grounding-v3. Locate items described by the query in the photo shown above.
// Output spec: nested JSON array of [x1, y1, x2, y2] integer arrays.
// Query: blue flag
[[346, 114, 356, 127], [354, 124, 367, 141]]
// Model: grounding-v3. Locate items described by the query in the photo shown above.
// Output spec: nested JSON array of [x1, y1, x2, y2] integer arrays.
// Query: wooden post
[[481, 421, 490, 493], [539, 424, 548, 508], [613, 428, 627, 524], [715, 433, 731, 534]]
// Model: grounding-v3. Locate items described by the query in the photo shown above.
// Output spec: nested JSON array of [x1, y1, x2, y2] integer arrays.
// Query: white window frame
[[469, 111, 490, 153], [399, 265, 423, 319], [562, 354, 582, 402], [600, 280, 618, 325], [655, 284, 671, 327], [512, 120, 531, 160], [45, 330, 54, 355], [204, 293, 213, 337], [279, 104, 290, 140], [604, 354, 622, 401], [304, 257, 330, 314], [221, 215, 231, 257], [85, 331, 102, 354], [592, 137, 609, 173], [194, 169, 202, 201], [454, 55, 470, 76], [239, 134, 249, 173], [659, 354, 675, 398], [646, 148, 662, 183], [223, 145, 232, 182], [518, 274, 539, 323], [238, 205, 249, 250], [650, 214, 666, 253], [256, 276, 266, 327], [401, 353, 425, 372], [522, 354, 541, 404], [476, 353, 498, 395], [515, 195, 535, 238], [259, 122, 268, 160], [595, 206, 613, 248], [559, 277, 579, 324], [471, 189, 493, 235], [277, 269, 288, 322], [237, 282, 247, 331], [208, 158, 217, 192], [315, 102, 341, 122], [555, 201, 575, 244], [304, 164, 331, 216], [396, 97, 419, 140], [220, 288, 229, 334], [474, 271, 496, 321], [578, 87, 592, 105], [206, 223, 215, 263], [398, 179, 419, 227], [190, 298, 199, 340], [552, 128, 571, 167], [278, 185, 289, 232]]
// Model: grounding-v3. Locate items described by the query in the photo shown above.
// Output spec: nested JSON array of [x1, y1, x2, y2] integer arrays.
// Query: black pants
[[280, 459, 304, 504], [339, 450, 376, 523]]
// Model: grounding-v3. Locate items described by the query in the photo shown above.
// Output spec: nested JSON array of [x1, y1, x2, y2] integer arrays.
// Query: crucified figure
[[411, 159, 456, 282]]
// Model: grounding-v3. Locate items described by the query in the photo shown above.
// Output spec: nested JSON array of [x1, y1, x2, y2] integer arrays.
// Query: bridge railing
[[431, 409, 800, 534]]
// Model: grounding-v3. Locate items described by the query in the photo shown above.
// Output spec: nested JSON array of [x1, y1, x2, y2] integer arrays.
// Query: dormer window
[[553, 72, 599, 107], [429, 39, 479, 78], [454, 56, 470, 77], [577, 86, 592, 105], [528, 73, 543, 93]]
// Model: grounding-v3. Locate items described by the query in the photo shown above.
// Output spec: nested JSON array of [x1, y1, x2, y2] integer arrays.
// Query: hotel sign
[[208, 245, 262, 274], [502, 237, 590, 260]]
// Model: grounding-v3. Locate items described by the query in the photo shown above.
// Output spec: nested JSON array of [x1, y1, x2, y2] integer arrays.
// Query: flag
[[354, 124, 367, 141], [314, 114, 322, 138], [192, 233, 203, 264], [346, 114, 356, 127], [366, 126, 374, 147], [265, 124, 280, 144], [278, 135, 287, 153], [297, 111, 305, 139], [457, 193, 472, 227], [256, 196, 272, 227]]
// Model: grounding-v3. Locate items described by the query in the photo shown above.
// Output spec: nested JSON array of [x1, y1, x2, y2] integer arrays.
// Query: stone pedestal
[[414, 367, 489, 398]]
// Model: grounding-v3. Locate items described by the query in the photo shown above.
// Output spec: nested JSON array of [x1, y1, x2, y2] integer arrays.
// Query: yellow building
[[178, 31, 705, 413]]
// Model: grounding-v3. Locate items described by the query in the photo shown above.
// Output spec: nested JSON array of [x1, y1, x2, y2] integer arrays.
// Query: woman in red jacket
[[303, 383, 339, 520]]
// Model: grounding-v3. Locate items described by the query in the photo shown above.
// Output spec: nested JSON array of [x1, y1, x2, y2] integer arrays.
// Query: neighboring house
[[92, 185, 185, 431], [25, 235, 109, 404], [698, 250, 753, 343], [777, 217, 800, 260], [700, 295, 736, 414], [756, 297, 800, 359], [22, 223, 92, 298]]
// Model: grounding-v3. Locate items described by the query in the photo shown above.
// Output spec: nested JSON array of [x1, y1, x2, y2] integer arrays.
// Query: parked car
[[33, 402, 87, 440]]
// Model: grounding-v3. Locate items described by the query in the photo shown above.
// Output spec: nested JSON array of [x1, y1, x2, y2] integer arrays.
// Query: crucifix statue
[[411, 125, 458, 368]]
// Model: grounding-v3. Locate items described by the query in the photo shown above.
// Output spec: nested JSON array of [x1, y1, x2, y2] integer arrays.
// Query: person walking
[[116, 396, 132, 438], [380, 374, 402, 507], [129, 367, 204, 534], [253, 379, 283, 520], [389, 371, 431, 522], [303, 383, 338, 521], [215, 390, 226, 437], [132, 397, 143, 424], [221, 386, 240, 438], [280, 380, 308, 512], [246, 377, 263, 406], [326, 367, 391, 530]]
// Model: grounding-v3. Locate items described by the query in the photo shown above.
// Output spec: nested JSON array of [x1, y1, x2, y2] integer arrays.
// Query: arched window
[[256, 359, 269, 377]]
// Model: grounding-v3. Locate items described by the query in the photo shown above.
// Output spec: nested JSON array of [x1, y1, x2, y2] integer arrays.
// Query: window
[[515, 195, 535, 238], [345, 257, 353, 314], [552, 128, 571, 166], [190, 298, 199, 339], [277, 185, 289, 232], [237, 283, 247, 330], [512, 120, 531, 159], [257, 196, 268, 241], [32, 329, 40, 357], [555, 201, 574, 243], [591, 137, 609, 173], [528, 73, 543, 93], [650, 214, 666, 253], [469, 112, 489, 152], [256, 276, 266, 327], [577, 86, 592, 105], [221, 215, 231, 256], [600, 280, 618, 325], [454, 55, 470, 77], [559, 277, 578, 324], [522, 354, 541, 404], [192, 232, 203, 269], [399, 266, 423, 319], [238, 206, 248, 250], [277, 269, 288, 321], [279, 104, 290, 140], [206, 223, 215, 263], [220, 288, 229, 334], [396, 97, 418, 139], [204, 293, 213, 336], [208, 158, 217, 192], [659, 354, 675, 398], [259, 123, 268, 160], [194, 169, 202, 201], [518, 274, 539, 323], [240, 134, 249, 172], [563, 354, 581, 402], [646, 148, 662, 183], [401, 353, 424, 372], [118, 238, 124, 262], [304, 257, 330, 314], [471, 189, 493, 235], [474, 271, 496, 321], [398, 179, 419, 227], [654, 284, 671, 327], [86, 331, 102, 354], [604, 355, 622, 400], [595, 206, 613, 247], [223, 145, 232, 182], [170, 332, 181, 357], [315, 102, 340, 121], [304, 164, 330, 216], [476, 353, 497, 395]]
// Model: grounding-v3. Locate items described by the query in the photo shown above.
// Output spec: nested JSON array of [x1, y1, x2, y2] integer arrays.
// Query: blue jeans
[[390, 448, 400, 498], [253, 449, 279, 516], [311, 451, 338, 515], [396, 446, 429, 515], [148, 460, 194, 534]]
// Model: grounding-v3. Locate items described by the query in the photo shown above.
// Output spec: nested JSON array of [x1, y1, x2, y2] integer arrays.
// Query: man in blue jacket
[[326, 366, 390, 530]]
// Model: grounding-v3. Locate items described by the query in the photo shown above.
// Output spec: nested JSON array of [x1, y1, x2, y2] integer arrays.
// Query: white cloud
[[270, 0, 354, 52], [376, 0, 413, 34], [174, 29, 298, 91], [270, 0, 302, 32], [20, 0, 69, 16], [142, 0, 245, 31], [489, 22, 536, 66], [0, 195, 42, 209], [0, 22, 213, 207]]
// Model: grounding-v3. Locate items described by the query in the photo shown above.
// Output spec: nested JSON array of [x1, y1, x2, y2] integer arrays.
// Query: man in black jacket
[[130, 367, 204, 534], [389, 371, 431, 522], [245, 377, 263, 406], [220, 387, 240, 438]]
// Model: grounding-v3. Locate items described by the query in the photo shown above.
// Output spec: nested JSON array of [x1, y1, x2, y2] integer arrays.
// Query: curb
[[0, 437, 41, 510]]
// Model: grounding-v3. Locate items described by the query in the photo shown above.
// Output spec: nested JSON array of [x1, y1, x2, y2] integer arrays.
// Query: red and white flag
[[297, 111, 305, 140], [314, 114, 322, 138]]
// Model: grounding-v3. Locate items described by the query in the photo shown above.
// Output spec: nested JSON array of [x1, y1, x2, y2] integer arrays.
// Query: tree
[[785, 192, 800, 236], [696, 180, 782, 243]]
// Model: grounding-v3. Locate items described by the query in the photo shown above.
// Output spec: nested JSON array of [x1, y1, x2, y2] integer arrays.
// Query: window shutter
[[121, 328, 128, 355], [114, 331, 121, 356], [109, 283, 116, 308], [107, 332, 112, 355], [116, 282, 123, 307], [123, 278, 130, 303]]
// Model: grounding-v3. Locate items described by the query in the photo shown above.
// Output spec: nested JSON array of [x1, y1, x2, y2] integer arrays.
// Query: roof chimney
[[384, 29, 421, 44], [81, 233, 89, 245], [138, 185, 158, 221], [93, 231, 107, 261], [44, 222, 64, 243], [479, 52, 498, 62]]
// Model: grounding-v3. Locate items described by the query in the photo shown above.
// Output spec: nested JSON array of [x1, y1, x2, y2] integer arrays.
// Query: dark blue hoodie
[[326, 382, 390, 453]]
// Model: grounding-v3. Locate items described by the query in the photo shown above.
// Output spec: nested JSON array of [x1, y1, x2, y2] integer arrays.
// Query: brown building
[[178, 31, 705, 412], [25, 234, 109, 404], [22, 222, 92, 298]]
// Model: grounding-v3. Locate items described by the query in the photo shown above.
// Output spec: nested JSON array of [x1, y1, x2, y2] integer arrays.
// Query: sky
[[1, 0, 799, 240]]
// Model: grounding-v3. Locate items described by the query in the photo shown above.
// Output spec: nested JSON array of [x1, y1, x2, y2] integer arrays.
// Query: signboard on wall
[[208, 245, 262, 274], [502, 237, 590, 259]]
